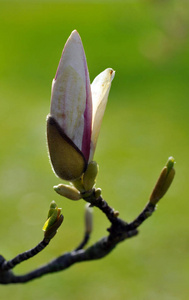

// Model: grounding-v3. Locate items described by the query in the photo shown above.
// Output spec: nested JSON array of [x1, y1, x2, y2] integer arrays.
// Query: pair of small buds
[[54, 161, 99, 200], [43, 201, 64, 240], [149, 156, 175, 205]]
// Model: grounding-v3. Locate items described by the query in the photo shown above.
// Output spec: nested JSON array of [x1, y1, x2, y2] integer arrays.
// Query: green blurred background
[[0, 0, 189, 299]]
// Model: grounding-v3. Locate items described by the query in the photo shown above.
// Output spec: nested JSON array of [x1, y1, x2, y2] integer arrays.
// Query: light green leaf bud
[[150, 156, 175, 205], [49, 200, 57, 209], [43, 208, 58, 231], [47, 200, 58, 218], [44, 214, 64, 240], [166, 156, 175, 172], [54, 184, 82, 200], [43, 201, 62, 232], [83, 161, 99, 191], [85, 204, 93, 234]]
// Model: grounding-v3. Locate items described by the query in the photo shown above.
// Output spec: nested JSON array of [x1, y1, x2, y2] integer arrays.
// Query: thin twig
[[82, 190, 119, 223], [0, 238, 50, 271], [75, 232, 90, 251], [126, 202, 156, 231]]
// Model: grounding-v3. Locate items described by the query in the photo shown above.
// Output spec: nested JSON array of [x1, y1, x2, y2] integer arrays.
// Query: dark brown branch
[[0, 238, 50, 272], [0, 192, 157, 284], [82, 190, 120, 223], [75, 232, 90, 251], [126, 202, 156, 231], [0, 221, 138, 284]]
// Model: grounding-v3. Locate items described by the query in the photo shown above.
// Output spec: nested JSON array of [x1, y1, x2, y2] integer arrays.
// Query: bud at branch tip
[[149, 156, 175, 205], [43, 201, 64, 240]]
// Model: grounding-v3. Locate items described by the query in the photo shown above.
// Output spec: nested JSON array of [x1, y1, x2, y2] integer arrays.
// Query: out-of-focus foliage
[[0, 1, 189, 299]]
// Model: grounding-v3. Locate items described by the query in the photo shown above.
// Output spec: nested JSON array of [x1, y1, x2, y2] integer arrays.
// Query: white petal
[[89, 68, 115, 161], [50, 30, 90, 151]]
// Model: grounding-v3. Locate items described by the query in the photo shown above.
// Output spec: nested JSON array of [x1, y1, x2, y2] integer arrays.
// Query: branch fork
[[0, 156, 175, 284]]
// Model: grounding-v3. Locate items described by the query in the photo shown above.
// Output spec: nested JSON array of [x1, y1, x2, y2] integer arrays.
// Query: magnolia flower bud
[[47, 30, 115, 182]]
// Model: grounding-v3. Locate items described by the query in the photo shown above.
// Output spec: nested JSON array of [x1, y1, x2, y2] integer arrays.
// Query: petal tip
[[106, 68, 115, 82], [69, 29, 82, 43]]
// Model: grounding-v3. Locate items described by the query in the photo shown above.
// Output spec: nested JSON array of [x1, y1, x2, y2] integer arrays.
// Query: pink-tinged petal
[[82, 84, 92, 161], [50, 30, 92, 159], [89, 68, 115, 161]]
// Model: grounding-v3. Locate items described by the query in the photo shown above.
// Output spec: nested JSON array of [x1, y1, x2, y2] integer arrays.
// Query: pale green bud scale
[[54, 184, 81, 200], [83, 161, 99, 191]]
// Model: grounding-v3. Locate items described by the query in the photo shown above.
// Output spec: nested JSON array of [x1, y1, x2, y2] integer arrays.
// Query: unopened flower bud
[[85, 204, 93, 234], [54, 184, 81, 200], [150, 156, 175, 205], [47, 30, 115, 182], [83, 161, 99, 191]]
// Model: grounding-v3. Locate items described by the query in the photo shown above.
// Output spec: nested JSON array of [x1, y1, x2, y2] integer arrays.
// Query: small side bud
[[150, 156, 175, 205], [114, 210, 119, 217], [95, 188, 102, 198], [54, 184, 81, 200], [85, 204, 93, 234], [83, 161, 99, 191]]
